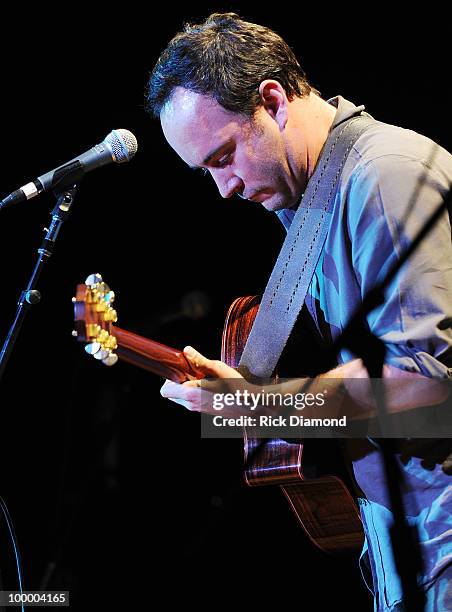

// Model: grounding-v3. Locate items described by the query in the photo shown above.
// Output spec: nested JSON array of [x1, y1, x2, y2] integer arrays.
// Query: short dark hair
[[146, 12, 318, 118]]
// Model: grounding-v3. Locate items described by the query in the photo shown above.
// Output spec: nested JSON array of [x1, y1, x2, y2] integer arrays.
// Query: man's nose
[[214, 172, 244, 199]]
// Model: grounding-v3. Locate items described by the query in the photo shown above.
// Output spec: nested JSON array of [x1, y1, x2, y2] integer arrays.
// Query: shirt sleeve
[[347, 153, 452, 377]]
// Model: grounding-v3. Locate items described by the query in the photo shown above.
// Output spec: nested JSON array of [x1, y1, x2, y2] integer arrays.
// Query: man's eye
[[216, 154, 231, 168], [196, 153, 232, 176]]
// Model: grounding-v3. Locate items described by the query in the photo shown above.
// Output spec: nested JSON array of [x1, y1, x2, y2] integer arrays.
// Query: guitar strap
[[238, 111, 376, 379]]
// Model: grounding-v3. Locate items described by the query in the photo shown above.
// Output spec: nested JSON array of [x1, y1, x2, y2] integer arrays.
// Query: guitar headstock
[[73, 273, 119, 366]]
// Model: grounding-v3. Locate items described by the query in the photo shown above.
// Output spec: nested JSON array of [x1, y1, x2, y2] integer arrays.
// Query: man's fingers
[[160, 378, 201, 411], [183, 345, 242, 378], [183, 379, 202, 388], [160, 378, 199, 398], [160, 379, 181, 398], [169, 398, 197, 411], [183, 346, 212, 372]]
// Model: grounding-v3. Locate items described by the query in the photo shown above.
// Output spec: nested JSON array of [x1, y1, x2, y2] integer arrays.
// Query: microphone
[[0, 128, 138, 210]]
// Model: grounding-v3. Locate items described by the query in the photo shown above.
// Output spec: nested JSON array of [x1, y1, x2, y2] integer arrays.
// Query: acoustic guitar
[[73, 273, 363, 554]]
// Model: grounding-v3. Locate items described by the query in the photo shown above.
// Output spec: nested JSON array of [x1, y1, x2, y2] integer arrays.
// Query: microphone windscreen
[[105, 129, 138, 162]]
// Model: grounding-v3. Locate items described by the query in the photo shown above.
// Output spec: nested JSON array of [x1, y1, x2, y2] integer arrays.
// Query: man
[[146, 13, 452, 611]]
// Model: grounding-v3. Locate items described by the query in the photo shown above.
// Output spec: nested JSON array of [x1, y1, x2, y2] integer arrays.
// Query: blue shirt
[[277, 97, 452, 610]]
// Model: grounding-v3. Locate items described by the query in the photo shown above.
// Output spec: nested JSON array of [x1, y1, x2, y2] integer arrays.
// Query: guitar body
[[74, 276, 363, 554], [221, 296, 364, 554]]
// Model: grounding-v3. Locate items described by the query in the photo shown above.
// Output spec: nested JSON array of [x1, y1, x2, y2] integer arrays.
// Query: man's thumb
[[184, 345, 204, 364]]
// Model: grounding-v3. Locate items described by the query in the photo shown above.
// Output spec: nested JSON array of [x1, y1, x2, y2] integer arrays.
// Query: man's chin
[[261, 194, 298, 212]]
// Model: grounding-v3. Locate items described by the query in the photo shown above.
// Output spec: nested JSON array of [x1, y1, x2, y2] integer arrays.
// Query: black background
[[0, 4, 449, 610]]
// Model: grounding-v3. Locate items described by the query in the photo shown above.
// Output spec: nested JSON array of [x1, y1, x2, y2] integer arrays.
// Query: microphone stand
[[0, 185, 79, 383]]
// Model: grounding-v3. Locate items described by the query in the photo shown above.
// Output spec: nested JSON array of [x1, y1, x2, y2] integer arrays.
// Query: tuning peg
[[93, 348, 110, 361], [85, 342, 101, 356], [105, 335, 118, 350], [104, 307, 118, 323], [85, 273, 103, 286], [97, 330, 110, 343], [72, 330, 78, 337], [102, 354, 119, 366]]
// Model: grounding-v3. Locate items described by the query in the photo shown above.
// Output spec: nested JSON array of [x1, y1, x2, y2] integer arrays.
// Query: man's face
[[160, 87, 304, 211]]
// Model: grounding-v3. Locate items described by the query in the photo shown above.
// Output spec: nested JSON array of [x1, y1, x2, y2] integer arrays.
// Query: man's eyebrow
[[188, 141, 232, 170]]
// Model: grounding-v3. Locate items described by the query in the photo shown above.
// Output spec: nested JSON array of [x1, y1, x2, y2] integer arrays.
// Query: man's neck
[[291, 93, 338, 181]]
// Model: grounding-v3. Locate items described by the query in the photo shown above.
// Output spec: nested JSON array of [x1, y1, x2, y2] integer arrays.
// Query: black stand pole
[[0, 185, 79, 383]]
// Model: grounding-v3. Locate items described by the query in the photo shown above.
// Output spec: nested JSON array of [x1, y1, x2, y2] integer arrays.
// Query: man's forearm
[[268, 359, 449, 420]]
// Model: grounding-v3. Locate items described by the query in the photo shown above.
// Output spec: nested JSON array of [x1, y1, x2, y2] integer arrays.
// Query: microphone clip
[[51, 160, 84, 197]]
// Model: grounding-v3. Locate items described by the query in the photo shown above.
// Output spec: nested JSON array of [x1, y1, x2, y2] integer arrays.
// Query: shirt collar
[[327, 95, 366, 129]]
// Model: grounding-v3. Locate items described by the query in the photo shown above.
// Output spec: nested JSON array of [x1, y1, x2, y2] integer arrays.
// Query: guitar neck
[[111, 326, 203, 383]]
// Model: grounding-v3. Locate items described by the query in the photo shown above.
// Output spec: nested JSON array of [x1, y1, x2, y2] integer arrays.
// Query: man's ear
[[258, 80, 289, 130]]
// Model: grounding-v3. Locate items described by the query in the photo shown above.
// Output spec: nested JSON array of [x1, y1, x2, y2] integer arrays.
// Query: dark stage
[[0, 5, 449, 610]]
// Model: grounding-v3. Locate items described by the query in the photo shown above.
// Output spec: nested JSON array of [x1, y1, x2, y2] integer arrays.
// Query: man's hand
[[160, 346, 243, 413]]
